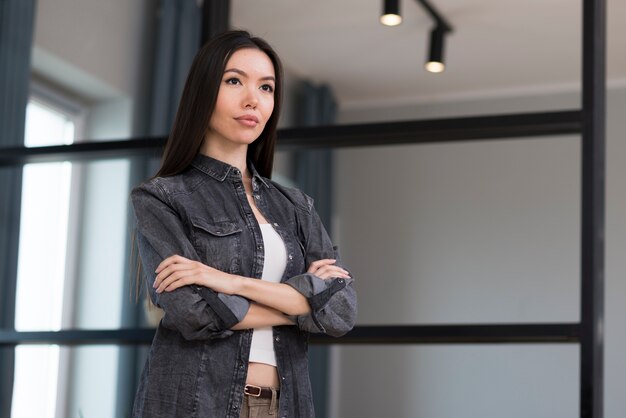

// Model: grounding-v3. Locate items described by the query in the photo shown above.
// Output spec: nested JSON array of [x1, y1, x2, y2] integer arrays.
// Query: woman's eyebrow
[[224, 68, 275, 82]]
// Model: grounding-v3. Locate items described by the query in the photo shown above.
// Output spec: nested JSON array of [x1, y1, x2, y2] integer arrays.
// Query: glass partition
[[11, 343, 578, 418], [334, 135, 581, 325], [12, 344, 147, 418], [14, 158, 138, 331], [331, 344, 579, 417], [9, 132, 581, 331]]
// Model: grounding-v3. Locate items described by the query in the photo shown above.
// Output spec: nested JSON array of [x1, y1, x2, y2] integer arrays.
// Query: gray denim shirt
[[131, 154, 357, 418]]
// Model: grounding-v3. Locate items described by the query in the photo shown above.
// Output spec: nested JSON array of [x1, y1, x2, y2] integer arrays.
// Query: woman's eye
[[225, 77, 241, 85], [261, 84, 274, 93]]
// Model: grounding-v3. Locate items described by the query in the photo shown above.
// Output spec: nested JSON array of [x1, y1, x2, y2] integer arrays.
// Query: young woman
[[131, 30, 357, 418]]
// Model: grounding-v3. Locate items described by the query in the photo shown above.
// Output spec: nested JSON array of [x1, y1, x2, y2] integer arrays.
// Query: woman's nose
[[243, 86, 258, 109]]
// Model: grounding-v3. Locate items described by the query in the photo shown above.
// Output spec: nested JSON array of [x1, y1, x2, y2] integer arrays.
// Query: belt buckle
[[244, 384, 262, 397]]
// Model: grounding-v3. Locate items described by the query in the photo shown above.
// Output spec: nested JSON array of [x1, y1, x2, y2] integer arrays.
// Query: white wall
[[330, 88, 626, 417], [31, 0, 156, 138], [33, 0, 149, 100]]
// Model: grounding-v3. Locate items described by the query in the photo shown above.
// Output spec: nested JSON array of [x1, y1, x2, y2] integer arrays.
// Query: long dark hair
[[156, 30, 283, 178]]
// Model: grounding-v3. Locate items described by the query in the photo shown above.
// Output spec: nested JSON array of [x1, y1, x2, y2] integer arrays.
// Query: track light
[[425, 26, 447, 73], [380, 0, 453, 73], [380, 0, 402, 26]]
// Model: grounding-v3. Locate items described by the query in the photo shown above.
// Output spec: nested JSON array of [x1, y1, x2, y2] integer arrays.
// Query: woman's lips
[[235, 115, 259, 127]]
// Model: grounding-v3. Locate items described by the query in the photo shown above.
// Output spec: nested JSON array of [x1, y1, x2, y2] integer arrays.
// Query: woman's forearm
[[231, 276, 311, 316], [231, 302, 295, 330], [153, 256, 337, 318]]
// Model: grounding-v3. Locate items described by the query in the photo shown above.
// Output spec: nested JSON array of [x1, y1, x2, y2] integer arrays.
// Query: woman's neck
[[199, 140, 249, 175]]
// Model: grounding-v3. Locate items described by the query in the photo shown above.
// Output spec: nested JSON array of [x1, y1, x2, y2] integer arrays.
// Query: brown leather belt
[[244, 384, 279, 399]]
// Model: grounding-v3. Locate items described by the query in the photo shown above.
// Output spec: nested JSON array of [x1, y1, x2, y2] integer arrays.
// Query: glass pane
[[12, 345, 60, 418], [14, 158, 138, 331], [72, 159, 132, 329], [331, 344, 579, 417], [16, 99, 75, 332], [272, 150, 297, 187], [334, 136, 580, 324], [15, 162, 72, 331], [24, 100, 74, 147], [12, 344, 148, 418]]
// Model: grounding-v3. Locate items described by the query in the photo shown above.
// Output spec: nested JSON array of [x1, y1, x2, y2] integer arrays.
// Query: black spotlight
[[425, 26, 447, 73], [381, 0, 402, 26]]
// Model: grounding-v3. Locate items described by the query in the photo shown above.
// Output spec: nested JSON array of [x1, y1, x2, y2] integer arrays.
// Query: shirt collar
[[190, 153, 270, 188]]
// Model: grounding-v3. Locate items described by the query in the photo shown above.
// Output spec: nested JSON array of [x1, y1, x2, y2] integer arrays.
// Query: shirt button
[[254, 195, 260, 199], [288, 254, 293, 260], [275, 336, 280, 342], [257, 245, 263, 250], [273, 222, 278, 227]]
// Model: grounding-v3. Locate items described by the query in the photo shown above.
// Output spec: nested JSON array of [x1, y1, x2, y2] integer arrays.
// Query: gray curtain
[[117, 1, 229, 415], [294, 82, 337, 224], [293, 80, 338, 418], [201, 0, 230, 45], [149, 0, 202, 136], [0, 1, 37, 417]]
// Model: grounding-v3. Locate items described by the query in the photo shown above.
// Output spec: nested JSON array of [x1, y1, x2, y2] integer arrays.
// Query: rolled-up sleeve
[[131, 180, 250, 340], [284, 193, 357, 337]]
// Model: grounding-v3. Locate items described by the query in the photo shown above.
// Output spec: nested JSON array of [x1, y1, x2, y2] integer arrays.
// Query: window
[[12, 87, 83, 418]]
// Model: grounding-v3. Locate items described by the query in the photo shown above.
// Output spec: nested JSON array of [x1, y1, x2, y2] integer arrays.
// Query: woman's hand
[[153, 255, 240, 294], [307, 259, 351, 280]]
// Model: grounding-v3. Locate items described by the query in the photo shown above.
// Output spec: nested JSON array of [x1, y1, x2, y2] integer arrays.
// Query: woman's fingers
[[153, 256, 232, 293], [308, 265, 351, 280], [314, 265, 351, 280], [306, 258, 352, 279], [153, 255, 204, 290], [155, 254, 191, 274], [155, 267, 201, 293], [153, 262, 196, 287], [306, 259, 336, 273]]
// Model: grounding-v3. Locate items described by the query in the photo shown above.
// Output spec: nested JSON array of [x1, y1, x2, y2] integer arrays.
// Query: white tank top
[[248, 223, 287, 367]]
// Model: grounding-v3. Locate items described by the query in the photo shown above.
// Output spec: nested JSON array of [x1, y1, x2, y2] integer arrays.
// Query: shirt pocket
[[190, 217, 243, 273]]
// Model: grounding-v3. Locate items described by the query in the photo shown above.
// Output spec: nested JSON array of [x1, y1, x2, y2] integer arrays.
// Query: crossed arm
[[152, 255, 351, 330]]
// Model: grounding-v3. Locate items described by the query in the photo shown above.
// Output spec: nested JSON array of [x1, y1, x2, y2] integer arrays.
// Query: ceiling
[[231, 0, 626, 110]]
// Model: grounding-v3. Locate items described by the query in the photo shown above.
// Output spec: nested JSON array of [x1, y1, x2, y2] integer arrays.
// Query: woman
[[131, 30, 357, 418]]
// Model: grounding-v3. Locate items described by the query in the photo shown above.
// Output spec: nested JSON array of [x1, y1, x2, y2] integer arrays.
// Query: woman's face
[[206, 48, 276, 150]]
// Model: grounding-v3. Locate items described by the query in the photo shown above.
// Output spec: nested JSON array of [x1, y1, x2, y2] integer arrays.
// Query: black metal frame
[[0, 323, 581, 346], [580, 0, 606, 416], [415, 0, 452, 32], [0, 110, 582, 166], [0, 0, 605, 416]]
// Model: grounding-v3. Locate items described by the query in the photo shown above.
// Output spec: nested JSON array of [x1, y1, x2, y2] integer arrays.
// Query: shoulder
[[131, 177, 164, 199], [130, 178, 172, 219], [267, 179, 314, 213], [131, 168, 206, 202], [131, 175, 179, 200]]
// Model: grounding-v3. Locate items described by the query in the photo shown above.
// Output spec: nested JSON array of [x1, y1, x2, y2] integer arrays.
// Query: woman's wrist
[[226, 273, 247, 296]]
